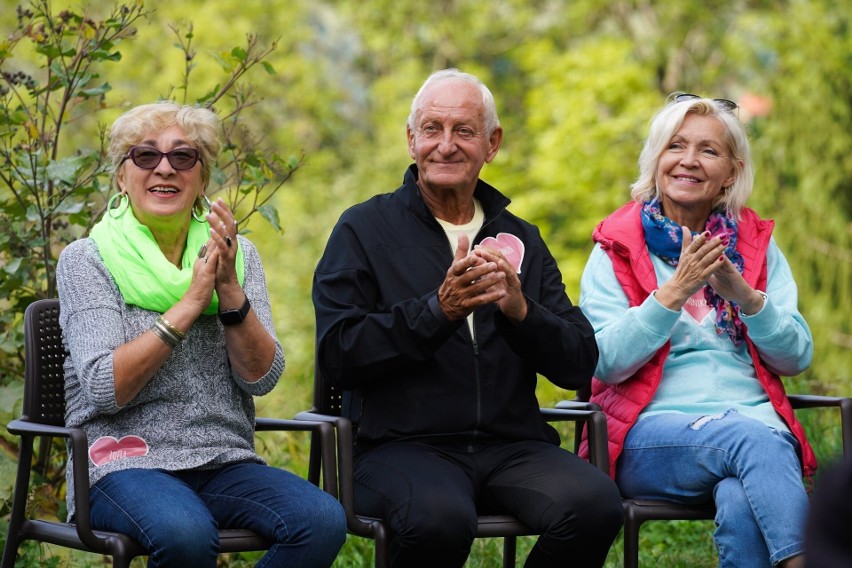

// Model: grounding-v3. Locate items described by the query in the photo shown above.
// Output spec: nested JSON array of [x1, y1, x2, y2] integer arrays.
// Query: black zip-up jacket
[[313, 165, 598, 448]]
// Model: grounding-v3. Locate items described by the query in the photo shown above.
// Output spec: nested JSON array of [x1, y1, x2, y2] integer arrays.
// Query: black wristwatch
[[218, 295, 251, 326]]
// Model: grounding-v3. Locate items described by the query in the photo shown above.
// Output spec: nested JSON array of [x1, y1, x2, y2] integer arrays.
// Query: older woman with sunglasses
[[578, 94, 812, 568], [56, 101, 346, 567]]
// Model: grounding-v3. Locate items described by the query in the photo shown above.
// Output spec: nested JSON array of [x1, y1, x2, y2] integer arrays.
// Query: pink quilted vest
[[579, 202, 816, 482]]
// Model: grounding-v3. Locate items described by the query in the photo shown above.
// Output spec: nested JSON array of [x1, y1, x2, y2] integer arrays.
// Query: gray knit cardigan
[[56, 236, 285, 520]]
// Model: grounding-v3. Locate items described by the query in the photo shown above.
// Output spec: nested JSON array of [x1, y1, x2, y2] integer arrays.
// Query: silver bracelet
[[151, 319, 181, 348], [158, 316, 186, 340], [741, 291, 768, 317]]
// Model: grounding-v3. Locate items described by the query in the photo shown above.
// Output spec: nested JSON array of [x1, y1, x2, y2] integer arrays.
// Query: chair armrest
[[7, 419, 78, 438], [293, 410, 380, 538], [555, 399, 602, 412], [5, 419, 114, 554], [788, 394, 852, 457], [255, 417, 338, 496], [539, 408, 609, 474]]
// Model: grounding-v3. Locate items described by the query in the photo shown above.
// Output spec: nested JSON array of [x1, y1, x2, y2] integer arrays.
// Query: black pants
[[353, 438, 623, 568], [805, 458, 852, 568]]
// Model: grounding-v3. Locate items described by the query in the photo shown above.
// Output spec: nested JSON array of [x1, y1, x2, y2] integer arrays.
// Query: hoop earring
[[192, 195, 212, 223], [107, 193, 129, 219]]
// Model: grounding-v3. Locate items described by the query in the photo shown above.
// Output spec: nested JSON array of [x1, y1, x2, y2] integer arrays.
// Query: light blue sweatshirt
[[579, 236, 812, 431]]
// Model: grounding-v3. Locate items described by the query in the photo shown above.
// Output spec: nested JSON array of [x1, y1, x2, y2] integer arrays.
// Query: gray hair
[[630, 95, 753, 217], [109, 101, 221, 191], [407, 68, 500, 136]]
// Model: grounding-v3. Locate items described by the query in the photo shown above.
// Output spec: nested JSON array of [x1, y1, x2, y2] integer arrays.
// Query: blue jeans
[[89, 462, 346, 568], [617, 410, 807, 567]]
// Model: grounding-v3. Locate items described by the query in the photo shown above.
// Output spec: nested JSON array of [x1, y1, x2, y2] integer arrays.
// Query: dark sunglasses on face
[[122, 146, 201, 170], [673, 92, 738, 112]]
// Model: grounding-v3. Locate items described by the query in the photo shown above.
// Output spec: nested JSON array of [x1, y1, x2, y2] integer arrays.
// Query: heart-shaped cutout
[[683, 289, 712, 324], [479, 232, 525, 273], [89, 435, 149, 467]]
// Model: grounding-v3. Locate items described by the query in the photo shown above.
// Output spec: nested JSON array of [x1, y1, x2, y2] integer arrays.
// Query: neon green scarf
[[89, 206, 244, 315]]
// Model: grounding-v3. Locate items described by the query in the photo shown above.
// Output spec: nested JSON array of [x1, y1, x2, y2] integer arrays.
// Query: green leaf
[[258, 204, 282, 233], [1, 258, 21, 274], [54, 200, 85, 214], [81, 82, 112, 97], [46, 156, 84, 183]]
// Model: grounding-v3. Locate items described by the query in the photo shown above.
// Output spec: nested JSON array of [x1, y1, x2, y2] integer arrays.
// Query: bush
[[0, 1, 297, 563]]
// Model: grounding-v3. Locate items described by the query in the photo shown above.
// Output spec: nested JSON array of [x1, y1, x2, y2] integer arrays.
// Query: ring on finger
[[225, 235, 233, 248]]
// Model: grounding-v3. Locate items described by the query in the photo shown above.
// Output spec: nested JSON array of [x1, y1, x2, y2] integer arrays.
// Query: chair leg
[[373, 523, 390, 568], [502, 536, 517, 568], [111, 552, 133, 568], [0, 538, 20, 568], [623, 505, 642, 568], [2, 438, 35, 568]]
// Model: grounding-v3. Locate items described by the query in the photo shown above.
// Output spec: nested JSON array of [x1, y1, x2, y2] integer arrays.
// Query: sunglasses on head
[[122, 146, 201, 170], [673, 92, 738, 112]]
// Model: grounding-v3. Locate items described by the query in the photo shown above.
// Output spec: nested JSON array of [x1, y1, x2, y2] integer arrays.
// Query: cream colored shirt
[[436, 199, 485, 335]]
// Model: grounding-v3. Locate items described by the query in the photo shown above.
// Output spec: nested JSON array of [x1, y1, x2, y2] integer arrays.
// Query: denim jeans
[[89, 462, 346, 568], [617, 410, 807, 567]]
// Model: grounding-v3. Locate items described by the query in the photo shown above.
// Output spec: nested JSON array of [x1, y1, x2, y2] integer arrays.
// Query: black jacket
[[313, 165, 598, 448]]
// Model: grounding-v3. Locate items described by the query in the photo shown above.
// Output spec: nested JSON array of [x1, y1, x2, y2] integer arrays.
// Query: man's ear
[[485, 127, 503, 163], [407, 125, 416, 160]]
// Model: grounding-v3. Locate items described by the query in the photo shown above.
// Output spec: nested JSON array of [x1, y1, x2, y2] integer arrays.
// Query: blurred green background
[[1, 0, 850, 566]]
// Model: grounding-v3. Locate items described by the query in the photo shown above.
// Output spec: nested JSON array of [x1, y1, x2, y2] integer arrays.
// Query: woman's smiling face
[[117, 124, 204, 230], [656, 113, 737, 229]]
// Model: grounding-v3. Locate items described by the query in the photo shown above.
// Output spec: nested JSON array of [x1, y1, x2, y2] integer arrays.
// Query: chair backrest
[[312, 362, 362, 423], [22, 298, 66, 427]]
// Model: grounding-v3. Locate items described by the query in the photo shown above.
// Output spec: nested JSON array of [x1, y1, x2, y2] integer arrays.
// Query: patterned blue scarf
[[641, 199, 745, 344]]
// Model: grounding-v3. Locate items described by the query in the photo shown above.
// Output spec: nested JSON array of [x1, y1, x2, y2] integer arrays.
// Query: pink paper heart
[[683, 289, 712, 324], [479, 232, 525, 273], [89, 435, 149, 467]]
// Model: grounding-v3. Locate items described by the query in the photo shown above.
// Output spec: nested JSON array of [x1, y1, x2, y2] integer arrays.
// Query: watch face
[[219, 310, 243, 325], [219, 296, 250, 325]]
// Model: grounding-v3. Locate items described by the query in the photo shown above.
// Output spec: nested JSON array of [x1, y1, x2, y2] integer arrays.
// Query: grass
[[7, 525, 718, 567]]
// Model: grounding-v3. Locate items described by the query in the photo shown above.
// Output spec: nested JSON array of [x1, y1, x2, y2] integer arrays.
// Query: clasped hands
[[438, 234, 527, 323], [655, 227, 765, 314], [187, 198, 241, 311]]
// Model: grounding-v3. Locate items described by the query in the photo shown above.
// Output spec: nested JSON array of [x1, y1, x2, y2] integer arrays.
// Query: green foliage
[[0, 1, 301, 564], [0, 0, 142, 373]]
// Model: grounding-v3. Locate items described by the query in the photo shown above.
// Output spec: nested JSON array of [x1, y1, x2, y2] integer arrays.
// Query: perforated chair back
[[22, 299, 66, 426]]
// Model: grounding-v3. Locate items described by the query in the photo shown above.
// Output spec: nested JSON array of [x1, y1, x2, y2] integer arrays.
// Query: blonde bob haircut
[[630, 95, 753, 218], [108, 101, 221, 191], [407, 68, 501, 137]]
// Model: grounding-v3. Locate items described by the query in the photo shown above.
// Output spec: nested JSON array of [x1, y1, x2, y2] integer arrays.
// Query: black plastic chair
[[558, 386, 852, 568], [295, 367, 610, 568], [2, 298, 338, 568]]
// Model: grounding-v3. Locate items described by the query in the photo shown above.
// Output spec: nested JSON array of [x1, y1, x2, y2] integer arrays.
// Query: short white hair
[[407, 68, 500, 136], [630, 95, 754, 217]]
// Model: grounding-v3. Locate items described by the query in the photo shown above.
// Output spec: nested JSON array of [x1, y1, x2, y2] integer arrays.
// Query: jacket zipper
[[434, 206, 504, 453], [468, 321, 482, 452]]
